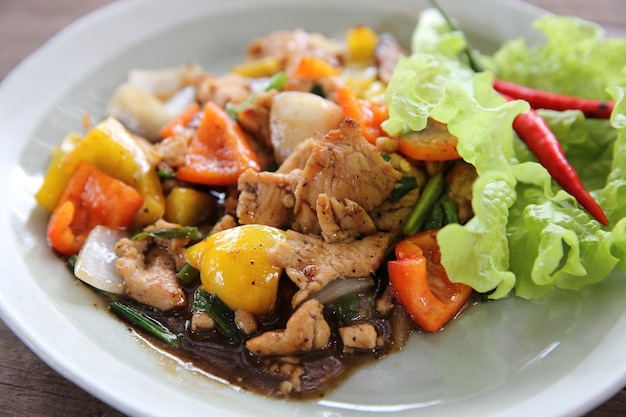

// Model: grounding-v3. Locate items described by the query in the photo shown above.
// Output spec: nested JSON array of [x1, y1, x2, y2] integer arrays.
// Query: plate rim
[[1, 1, 625, 416]]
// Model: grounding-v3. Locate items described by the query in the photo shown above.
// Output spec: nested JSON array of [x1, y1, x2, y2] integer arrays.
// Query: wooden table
[[0, 0, 625, 416]]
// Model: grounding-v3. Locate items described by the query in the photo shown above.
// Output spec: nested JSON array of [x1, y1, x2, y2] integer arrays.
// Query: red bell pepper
[[387, 229, 473, 332]]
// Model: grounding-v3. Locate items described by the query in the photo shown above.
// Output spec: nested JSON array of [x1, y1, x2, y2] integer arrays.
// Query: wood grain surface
[[1, 0, 625, 416]]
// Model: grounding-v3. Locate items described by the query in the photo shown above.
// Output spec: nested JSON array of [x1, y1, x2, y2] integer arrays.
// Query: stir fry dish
[[34, 7, 626, 399]]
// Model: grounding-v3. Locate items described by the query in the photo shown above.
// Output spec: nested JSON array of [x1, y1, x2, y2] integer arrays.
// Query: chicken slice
[[267, 230, 393, 306], [246, 299, 330, 356], [339, 323, 378, 350]]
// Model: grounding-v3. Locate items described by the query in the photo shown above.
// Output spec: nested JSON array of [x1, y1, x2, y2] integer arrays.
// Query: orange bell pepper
[[387, 229, 473, 332], [335, 84, 388, 144], [159, 102, 201, 139], [293, 56, 341, 78], [176, 101, 260, 186], [46, 161, 144, 256]]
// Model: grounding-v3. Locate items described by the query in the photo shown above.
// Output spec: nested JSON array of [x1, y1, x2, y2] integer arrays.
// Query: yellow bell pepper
[[184, 225, 287, 316], [164, 186, 216, 226], [231, 57, 281, 78], [35, 117, 164, 227], [346, 25, 379, 62]]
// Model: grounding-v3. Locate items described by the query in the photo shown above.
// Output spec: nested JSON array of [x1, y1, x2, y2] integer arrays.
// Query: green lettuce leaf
[[384, 10, 626, 299], [482, 14, 626, 99]]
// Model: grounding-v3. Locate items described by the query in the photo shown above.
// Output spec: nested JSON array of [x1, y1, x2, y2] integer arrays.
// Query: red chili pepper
[[494, 79, 614, 119], [502, 94, 608, 225]]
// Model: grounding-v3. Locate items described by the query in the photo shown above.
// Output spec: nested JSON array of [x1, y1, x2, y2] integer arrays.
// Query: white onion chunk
[[74, 226, 127, 294]]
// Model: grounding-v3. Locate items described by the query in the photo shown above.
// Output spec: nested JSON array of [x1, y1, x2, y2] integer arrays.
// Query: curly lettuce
[[383, 9, 626, 299]]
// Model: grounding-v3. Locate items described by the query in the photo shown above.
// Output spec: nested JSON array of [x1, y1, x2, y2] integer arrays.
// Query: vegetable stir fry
[[35, 8, 626, 399]]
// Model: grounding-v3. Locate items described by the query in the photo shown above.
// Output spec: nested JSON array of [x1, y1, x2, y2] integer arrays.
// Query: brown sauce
[[111, 276, 397, 400]]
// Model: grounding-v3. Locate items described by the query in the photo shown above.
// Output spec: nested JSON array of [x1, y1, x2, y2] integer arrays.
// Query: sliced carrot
[[293, 56, 341, 78], [335, 84, 389, 144], [159, 102, 201, 139], [176, 101, 260, 186], [388, 229, 473, 332], [46, 161, 144, 256], [397, 119, 460, 161]]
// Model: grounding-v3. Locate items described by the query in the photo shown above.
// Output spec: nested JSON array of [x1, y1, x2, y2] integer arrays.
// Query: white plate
[[1, 0, 625, 416]]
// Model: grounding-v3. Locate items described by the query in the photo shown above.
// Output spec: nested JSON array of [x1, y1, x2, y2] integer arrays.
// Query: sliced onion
[[270, 91, 343, 163], [389, 304, 412, 352], [127, 65, 191, 98], [163, 85, 196, 116], [74, 226, 127, 294], [311, 277, 375, 305], [105, 83, 174, 141]]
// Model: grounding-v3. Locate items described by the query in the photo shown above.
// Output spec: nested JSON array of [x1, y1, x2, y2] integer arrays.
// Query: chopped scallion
[[391, 176, 418, 201], [157, 169, 177, 180], [441, 199, 459, 225], [403, 169, 446, 236], [177, 262, 200, 284], [110, 301, 180, 346], [193, 289, 243, 343], [131, 226, 199, 241], [226, 71, 288, 119]]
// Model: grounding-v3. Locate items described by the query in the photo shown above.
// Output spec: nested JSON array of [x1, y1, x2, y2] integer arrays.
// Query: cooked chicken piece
[[237, 169, 300, 229], [370, 153, 426, 237], [153, 134, 188, 167], [375, 285, 395, 315], [150, 219, 190, 271], [238, 90, 277, 150], [268, 361, 305, 395], [375, 33, 405, 84], [267, 230, 393, 306], [234, 309, 258, 335], [276, 137, 318, 173], [246, 299, 330, 356], [195, 72, 251, 108], [190, 310, 215, 332], [114, 220, 189, 311], [446, 161, 478, 224], [210, 214, 238, 235], [246, 29, 343, 76], [316, 194, 377, 243], [339, 323, 378, 351], [293, 118, 402, 235], [115, 243, 186, 311]]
